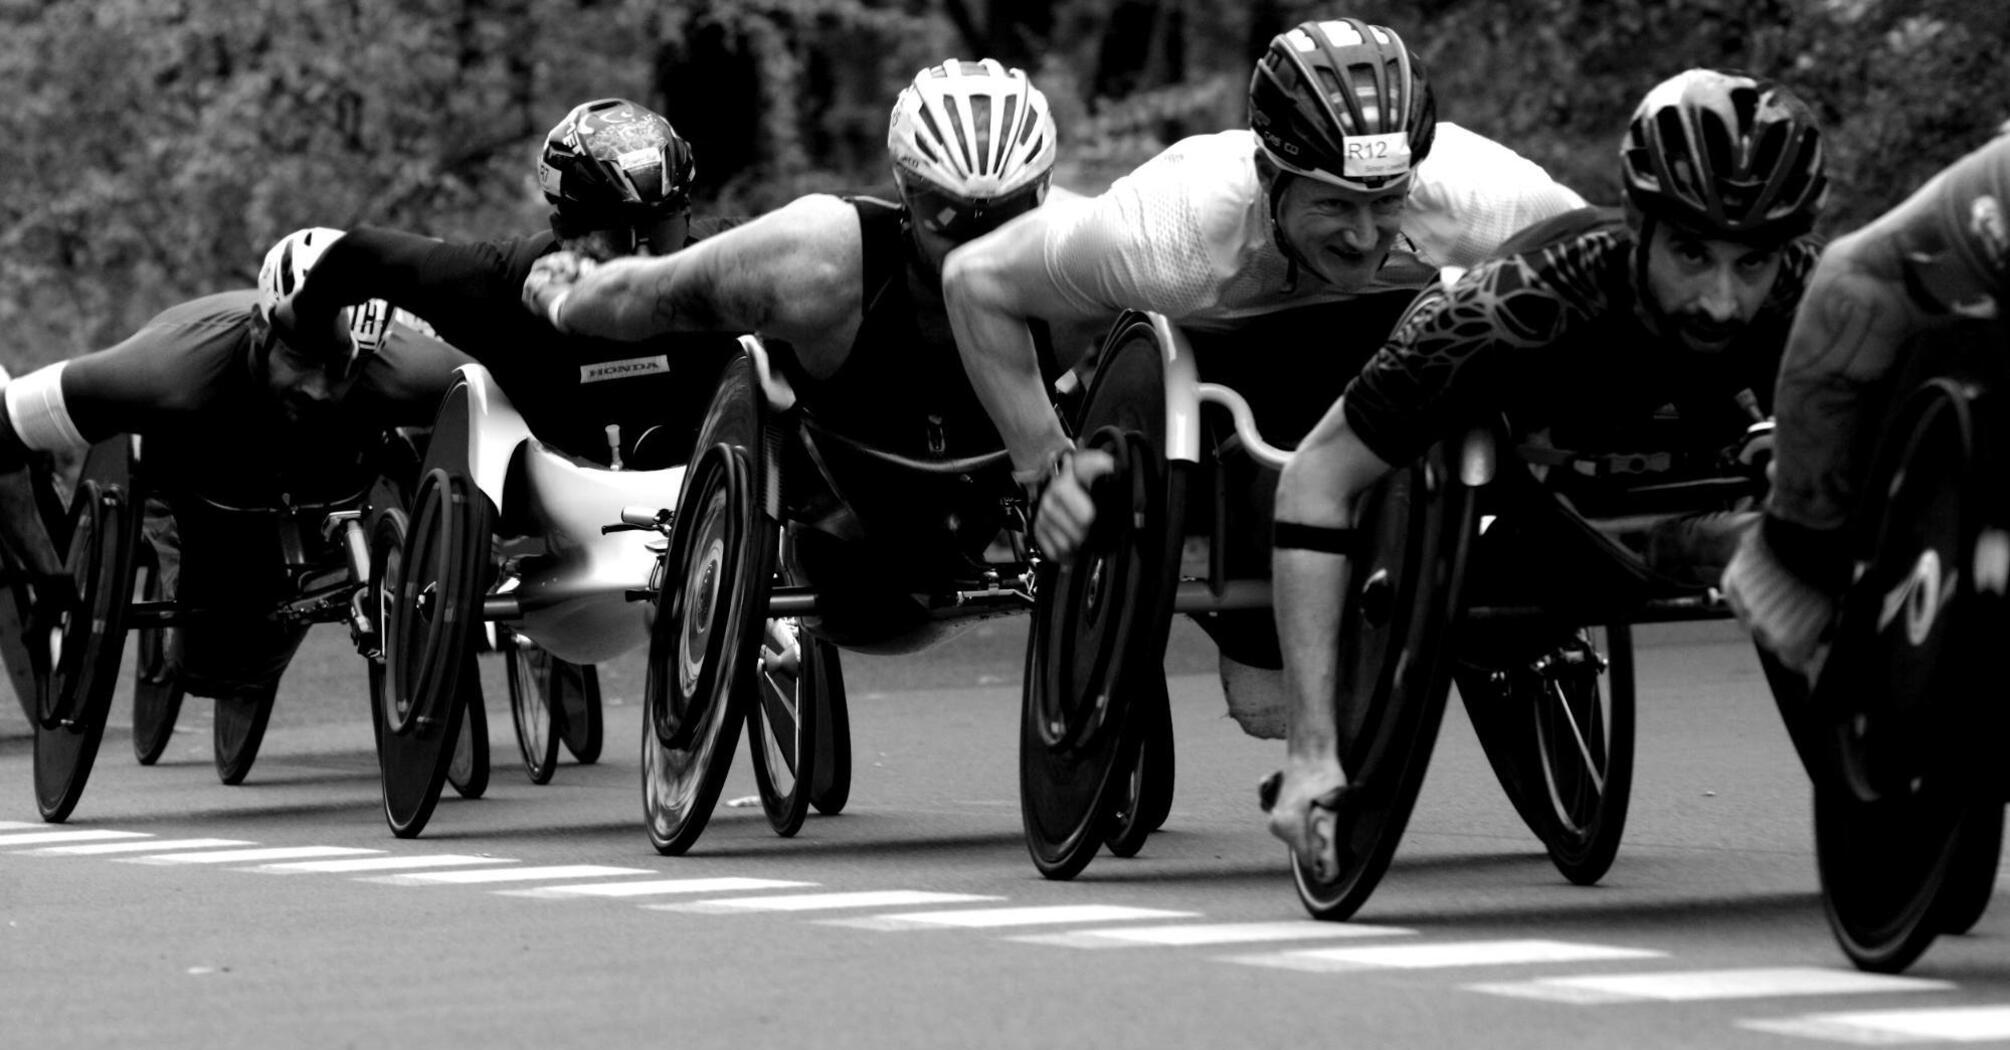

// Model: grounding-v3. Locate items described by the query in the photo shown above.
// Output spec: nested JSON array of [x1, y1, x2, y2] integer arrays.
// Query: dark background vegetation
[[2, 0, 2004, 370]]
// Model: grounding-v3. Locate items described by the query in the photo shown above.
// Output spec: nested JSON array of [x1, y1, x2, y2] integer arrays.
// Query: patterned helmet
[[1249, 18, 1437, 192], [1621, 69, 1827, 242], [257, 227, 403, 360], [538, 98, 695, 225], [888, 58, 1056, 240]]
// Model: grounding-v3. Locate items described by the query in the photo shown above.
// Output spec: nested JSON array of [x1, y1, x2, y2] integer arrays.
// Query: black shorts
[[147, 497, 313, 699]]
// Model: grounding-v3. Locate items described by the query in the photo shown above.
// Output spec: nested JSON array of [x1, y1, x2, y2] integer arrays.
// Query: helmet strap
[[1260, 165, 1312, 293]]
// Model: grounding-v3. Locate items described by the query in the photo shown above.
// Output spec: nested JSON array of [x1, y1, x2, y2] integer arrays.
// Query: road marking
[[125, 846, 383, 865], [1741, 1005, 2010, 1043], [501, 877, 817, 900], [1009, 920, 1417, 949], [1470, 967, 1952, 1005], [0, 829, 151, 847], [360, 864, 656, 886], [823, 904, 1197, 931], [653, 890, 1002, 914], [0, 821, 41, 830], [22, 838, 255, 856], [248, 855, 514, 874], [1226, 939, 1664, 973]]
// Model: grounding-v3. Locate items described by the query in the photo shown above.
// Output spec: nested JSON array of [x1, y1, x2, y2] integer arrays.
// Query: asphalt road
[[4, 618, 2008, 1049]]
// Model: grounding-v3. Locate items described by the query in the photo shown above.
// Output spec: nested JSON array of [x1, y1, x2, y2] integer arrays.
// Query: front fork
[[323, 510, 378, 659]]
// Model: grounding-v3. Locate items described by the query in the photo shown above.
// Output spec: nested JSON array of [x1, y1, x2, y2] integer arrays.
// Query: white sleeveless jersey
[[1038, 125, 1587, 331]]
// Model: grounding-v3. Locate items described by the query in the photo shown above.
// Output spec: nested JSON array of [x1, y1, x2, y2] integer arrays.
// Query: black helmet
[[538, 98, 695, 230], [1621, 69, 1827, 243], [1249, 18, 1437, 192]]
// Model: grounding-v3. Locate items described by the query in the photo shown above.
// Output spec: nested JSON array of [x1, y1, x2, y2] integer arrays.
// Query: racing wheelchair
[[0, 430, 493, 826], [380, 355, 850, 839], [1755, 322, 2008, 974]]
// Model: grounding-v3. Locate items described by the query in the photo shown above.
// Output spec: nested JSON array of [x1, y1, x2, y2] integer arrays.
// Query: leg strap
[[1272, 520, 1363, 556]]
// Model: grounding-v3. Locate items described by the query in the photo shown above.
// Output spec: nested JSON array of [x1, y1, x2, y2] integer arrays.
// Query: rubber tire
[[212, 680, 278, 785], [1290, 444, 1475, 921], [808, 637, 852, 816], [33, 441, 140, 823], [642, 442, 766, 855], [1104, 673, 1175, 858], [503, 628, 562, 785], [446, 662, 490, 799], [1933, 804, 2003, 936], [130, 538, 185, 766], [557, 654, 604, 765]]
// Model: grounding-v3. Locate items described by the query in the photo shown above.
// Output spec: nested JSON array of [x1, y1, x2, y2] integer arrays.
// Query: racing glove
[[1721, 515, 1840, 675]]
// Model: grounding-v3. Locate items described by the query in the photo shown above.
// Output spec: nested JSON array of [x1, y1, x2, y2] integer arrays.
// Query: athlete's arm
[[536, 195, 861, 373], [941, 204, 1112, 481], [1265, 395, 1397, 860]]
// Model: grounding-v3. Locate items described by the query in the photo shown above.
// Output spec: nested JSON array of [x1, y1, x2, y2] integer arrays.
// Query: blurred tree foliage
[[2, 0, 2005, 370]]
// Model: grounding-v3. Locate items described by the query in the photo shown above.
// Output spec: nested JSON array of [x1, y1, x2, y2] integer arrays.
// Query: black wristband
[[1273, 520, 1364, 556]]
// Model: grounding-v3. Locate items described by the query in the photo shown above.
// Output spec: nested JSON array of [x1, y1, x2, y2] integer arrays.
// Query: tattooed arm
[[531, 194, 864, 376]]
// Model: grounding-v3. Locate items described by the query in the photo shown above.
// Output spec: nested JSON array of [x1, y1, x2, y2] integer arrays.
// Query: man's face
[[1276, 176, 1407, 288], [259, 314, 357, 425], [1643, 222, 1784, 353], [570, 211, 690, 262]]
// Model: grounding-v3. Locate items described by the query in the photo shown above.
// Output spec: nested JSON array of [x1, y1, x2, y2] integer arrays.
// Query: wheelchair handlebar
[[1196, 383, 1293, 471]]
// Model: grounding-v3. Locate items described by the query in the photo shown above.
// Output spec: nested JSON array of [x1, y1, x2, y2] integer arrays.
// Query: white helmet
[[887, 58, 1056, 238], [258, 227, 426, 361]]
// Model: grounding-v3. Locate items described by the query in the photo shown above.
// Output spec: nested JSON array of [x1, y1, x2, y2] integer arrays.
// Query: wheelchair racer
[[519, 60, 1077, 643], [0, 233, 467, 716], [279, 98, 739, 469], [1262, 69, 1829, 867], [942, 17, 1586, 738], [1723, 132, 2010, 675]]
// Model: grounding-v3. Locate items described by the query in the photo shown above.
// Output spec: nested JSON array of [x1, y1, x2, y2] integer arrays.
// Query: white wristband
[[4, 361, 86, 452], [545, 289, 572, 335]]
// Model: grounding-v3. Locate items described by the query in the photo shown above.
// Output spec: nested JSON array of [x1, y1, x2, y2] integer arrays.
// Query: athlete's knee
[[1220, 654, 1288, 740]]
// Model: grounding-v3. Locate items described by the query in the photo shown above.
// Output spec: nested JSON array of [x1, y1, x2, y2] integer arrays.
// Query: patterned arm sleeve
[[1342, 251, 1578, 468]]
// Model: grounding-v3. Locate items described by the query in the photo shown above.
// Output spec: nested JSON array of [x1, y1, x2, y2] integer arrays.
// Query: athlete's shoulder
[[1492, 206, 1628, 259], [142, 289, 258, 331]]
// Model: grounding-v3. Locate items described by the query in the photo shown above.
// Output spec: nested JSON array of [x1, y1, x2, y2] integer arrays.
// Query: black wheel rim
[[747, 615, 815, 836], [130, 540, 184, 766]]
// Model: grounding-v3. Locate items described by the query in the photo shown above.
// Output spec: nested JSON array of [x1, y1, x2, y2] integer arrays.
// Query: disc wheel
[[1807, 383, 1994, 972], [446, 665, 490, 799], [557, 651, 604, 765], [642, 442, 768, 855], [1104, 672, 1175, 858], [1022, 316, 1187, 879], [745, 616, 826, 837], [1458, 624, 1635, 885], [130, 537, 185, 766], [33, 440, 140, 822], [1290, 443, 1475, 920], [808, 631, 852, 817], [212, 680, 278, 785], [378, 469, 489, 838], [503, 627, 562, 784]]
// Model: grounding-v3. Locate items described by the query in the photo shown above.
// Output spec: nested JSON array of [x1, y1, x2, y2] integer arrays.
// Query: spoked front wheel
[[744, 618, 829, 837], [503, 627, 562, 784], [1458, 624, 1635, 886], [1104, 672, 1175, 858], [130, 535, 185, 766], [446, 668, 490, 799]]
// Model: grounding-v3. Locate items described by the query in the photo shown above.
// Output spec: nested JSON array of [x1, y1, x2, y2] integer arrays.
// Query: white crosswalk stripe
[[1470, 967, 1951, 1005], [21, 838, 255, 856], [360, 864, 655, 886], [248, 854, 514, 874], [0, 829, 150, 847], [1227, 939, 1664, 973], [125, 846, 383, 865], [1741, 1005, 2010, 1043], [502, 877, 816, 900], [823, 904, 1196, 931], [0, 821, 41, 831], [1010, 920, 1416, 950], [653, 890, 1001, 914]]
